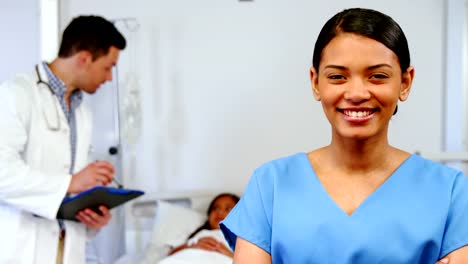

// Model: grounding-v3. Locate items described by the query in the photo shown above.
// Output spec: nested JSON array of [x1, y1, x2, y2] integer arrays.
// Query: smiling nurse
[[220, 8, 468, 264]]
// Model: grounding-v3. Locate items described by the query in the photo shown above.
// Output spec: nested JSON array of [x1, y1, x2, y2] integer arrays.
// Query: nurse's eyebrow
[[322, 64, 393, 71], [323, 65, 347, 70], [367, 64, 393, 70]]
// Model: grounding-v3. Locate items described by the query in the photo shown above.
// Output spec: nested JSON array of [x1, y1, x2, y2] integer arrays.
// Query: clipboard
[[56, 186, 144, 221]]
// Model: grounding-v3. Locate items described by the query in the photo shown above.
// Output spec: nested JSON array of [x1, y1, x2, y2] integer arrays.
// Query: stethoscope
[[35, 65, 61, 131]]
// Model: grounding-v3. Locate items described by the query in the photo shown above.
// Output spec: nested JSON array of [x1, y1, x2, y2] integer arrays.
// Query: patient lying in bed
[[157, 193, 239, 264]]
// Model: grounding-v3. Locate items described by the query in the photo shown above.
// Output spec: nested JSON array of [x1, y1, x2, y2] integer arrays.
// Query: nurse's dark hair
[[58, 15, 126, 60], [312, 8, 410, 73], [187, 193, 240, 239]]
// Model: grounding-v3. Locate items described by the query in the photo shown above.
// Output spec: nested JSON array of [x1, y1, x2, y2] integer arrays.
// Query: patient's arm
[[233, 237, 271, 264], [192, 237, 233, 257], [212, 239, 234, 258], [168, 237, 220, 255], [168, 237, 234, 258], [168, 243, 190, 256]]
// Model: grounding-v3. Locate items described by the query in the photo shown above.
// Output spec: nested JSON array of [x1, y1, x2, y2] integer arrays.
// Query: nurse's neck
[[48, 56, 80, 108]]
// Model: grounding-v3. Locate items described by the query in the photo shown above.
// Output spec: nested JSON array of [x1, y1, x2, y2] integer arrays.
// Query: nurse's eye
[[369, 73, 389, 84], [327, 74, 346, 84], [370, 73, 388, 79], [328, 74, 345, 80]]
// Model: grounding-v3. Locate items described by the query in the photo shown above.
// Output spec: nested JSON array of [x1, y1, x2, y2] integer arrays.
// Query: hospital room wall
[[0, 0, 40, 81], [59, 0, 449, 194]]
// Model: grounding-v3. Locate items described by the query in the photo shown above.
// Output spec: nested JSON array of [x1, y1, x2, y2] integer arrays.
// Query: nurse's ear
[[310, 67, 321, 101], [75, 50, 93, 68], [399, 66, 415, 102]]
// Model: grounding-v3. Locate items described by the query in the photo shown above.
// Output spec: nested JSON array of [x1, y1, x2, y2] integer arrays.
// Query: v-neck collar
[[302, 153, 415, 217]]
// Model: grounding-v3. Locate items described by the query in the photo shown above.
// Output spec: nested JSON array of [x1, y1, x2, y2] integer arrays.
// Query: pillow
[[149, 200, 206, 248]]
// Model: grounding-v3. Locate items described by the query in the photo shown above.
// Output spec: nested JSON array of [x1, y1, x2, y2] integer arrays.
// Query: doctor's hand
[[76, 206, 111, 230], [68, 161, 115, 194]]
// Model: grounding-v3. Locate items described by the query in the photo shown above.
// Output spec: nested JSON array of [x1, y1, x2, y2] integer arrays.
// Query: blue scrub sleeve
[[440, 172, 468, 257], [220, 168, 273, 254]]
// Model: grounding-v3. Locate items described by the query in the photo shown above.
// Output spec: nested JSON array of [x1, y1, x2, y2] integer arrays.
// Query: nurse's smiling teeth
[[343, 110, 372, 117]]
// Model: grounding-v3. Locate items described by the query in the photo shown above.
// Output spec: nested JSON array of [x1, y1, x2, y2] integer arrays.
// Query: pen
[[112, 178, 123, 189]]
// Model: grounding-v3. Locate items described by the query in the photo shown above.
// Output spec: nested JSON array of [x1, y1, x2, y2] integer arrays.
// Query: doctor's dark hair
[[312, 8, 411, 74], [187, 193, 240, 239], [58, 15, 126, 60]]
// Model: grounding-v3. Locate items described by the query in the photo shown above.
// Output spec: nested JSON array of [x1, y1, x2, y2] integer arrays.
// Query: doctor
[[0, 16, 126, 263]]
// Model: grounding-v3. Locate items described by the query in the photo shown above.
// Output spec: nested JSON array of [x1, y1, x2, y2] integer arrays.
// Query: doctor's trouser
[[56, 230, 65, 264]]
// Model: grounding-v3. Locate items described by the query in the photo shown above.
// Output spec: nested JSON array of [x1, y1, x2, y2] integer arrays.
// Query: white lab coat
[[0, 64, 93, 263]]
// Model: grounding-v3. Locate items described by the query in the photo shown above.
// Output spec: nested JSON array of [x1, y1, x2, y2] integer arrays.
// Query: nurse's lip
[[337, 108, 377, 122], [338, 107, 378, 115]]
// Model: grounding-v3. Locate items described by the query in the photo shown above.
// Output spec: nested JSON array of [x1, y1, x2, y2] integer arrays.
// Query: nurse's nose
[[343, 78, 371, 103]]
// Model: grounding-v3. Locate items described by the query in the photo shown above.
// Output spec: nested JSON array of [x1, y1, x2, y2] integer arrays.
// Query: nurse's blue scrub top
[[220, 153, 468, 263]]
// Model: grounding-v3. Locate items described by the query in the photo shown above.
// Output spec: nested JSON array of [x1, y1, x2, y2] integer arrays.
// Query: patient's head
[[207, 193, 240, 229], [187, 193, 240, 239]]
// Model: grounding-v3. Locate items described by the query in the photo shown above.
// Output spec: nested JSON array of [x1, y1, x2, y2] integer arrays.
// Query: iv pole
[[108, 17, 140, 159], [90, 17, 140, 264]]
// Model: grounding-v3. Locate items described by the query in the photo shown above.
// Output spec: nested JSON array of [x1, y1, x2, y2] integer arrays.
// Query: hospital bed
[[115, 190, 231, 264]]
